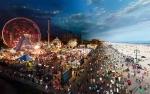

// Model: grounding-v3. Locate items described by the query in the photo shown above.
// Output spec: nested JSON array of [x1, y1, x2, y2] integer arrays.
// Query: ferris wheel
[[2, 17, 41, 48]]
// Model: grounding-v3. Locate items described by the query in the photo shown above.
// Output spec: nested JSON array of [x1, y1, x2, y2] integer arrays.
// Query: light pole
[[134, 48, 140, 63]]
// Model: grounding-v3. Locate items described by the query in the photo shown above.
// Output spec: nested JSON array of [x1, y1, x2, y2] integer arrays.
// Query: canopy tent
[[17, 54, 32, 62]]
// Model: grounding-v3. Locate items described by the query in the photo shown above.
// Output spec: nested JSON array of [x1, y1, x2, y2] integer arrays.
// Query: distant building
[[50, 37, 62, 48], [67, 39, 78, 48]]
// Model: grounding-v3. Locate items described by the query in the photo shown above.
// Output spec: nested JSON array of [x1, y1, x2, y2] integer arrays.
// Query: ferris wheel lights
[[2, 17, 41, 48], [34, 45, 40, 49]]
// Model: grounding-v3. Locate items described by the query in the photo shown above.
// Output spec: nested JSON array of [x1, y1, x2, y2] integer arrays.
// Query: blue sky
[[0, 0, 150, 42], [84, 0, 150, 42]]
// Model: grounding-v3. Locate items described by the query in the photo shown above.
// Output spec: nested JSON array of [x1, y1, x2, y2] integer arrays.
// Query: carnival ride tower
[[15, 34, 32, 51], [47, 19, 51, 48]]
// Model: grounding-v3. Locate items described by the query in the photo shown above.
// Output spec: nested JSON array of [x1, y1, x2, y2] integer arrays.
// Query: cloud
[[86, 0, 104, 5], [84, 0, 150, 41], [52, 10, 60, 15], [91, 0, 150, 29], [117, 0, 150, 16], [87, 0, 93, 5], [89, 20, 150, 42]]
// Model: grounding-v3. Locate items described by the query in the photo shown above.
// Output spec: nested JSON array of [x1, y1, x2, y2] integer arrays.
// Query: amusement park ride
[[1, 17, 79, 53], [14, 34, 33, 51], [0, 17, 94, 92], [2, 17, 41, 50]]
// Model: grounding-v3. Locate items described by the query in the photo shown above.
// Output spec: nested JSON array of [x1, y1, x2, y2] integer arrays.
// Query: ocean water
[[113, 42, 150, 46]]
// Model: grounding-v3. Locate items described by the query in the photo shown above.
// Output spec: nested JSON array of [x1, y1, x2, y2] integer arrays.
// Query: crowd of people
[[0, 42, 93, 93], [61, 42, 150, 94], [106, 43, 150, 94], [1, 41, 150, 94], [63, 43, 126, 94]]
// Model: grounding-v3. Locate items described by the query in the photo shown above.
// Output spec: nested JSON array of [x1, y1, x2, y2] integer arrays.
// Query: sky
[[0, 0, 150, 42]]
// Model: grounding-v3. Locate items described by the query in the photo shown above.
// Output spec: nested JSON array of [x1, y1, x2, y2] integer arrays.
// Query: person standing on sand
[[137, 86, 145, 94]]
